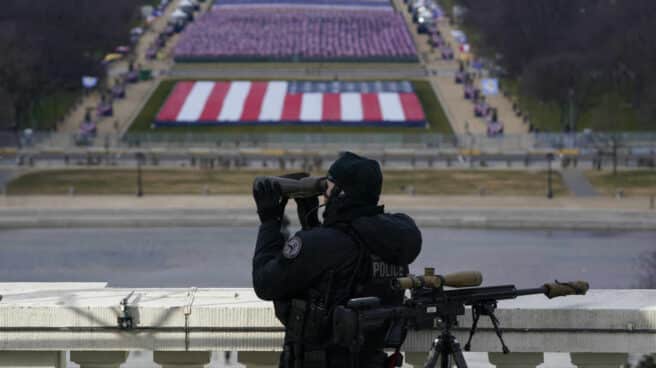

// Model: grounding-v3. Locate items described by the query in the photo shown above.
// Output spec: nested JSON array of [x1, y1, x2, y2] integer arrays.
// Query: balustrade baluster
[[0, 351, 66, 368], [405, 352, 424, 367], [237, 351, 280, 368], [570, 353, 629, 368], [153, 351, 211, 368], [488, 352, 544, 367], [70, 351, 128, 368]]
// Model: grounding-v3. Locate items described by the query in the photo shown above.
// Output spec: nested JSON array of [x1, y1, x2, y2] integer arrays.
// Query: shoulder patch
[[283, 236, 303, 259]]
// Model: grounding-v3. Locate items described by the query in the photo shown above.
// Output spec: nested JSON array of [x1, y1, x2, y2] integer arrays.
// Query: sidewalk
[[561, 169, 598, 197], [0, 194, 653, 211]]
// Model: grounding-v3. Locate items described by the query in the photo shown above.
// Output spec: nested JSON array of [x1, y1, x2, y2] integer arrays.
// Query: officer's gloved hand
[[296, 195, 320, 230], [253, 178, 288, 223], [280, 172, 321, 230]]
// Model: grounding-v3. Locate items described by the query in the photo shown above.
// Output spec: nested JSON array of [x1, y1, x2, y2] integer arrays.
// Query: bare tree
[[453, 0, 656, 131], [1, 0, 145, 129]]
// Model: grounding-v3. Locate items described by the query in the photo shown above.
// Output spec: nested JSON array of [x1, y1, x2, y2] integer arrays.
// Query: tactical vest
[[351, 254, 409, 352], [279, 225, 408, 368]]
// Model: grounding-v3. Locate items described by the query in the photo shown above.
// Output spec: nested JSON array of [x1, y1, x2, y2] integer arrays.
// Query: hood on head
[[351, 213, 422, 265], [328, 152, 382, 207]]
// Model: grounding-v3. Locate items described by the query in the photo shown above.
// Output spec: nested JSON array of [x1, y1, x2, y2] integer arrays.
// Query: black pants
[[279, 346, 387, 368], [328, 349, 387, 368]]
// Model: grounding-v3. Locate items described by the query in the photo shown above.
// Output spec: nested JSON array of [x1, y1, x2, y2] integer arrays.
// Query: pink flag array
[[213, 0, 392, 9], [174, 8, 417, 62], [156, 81, 426, 127]]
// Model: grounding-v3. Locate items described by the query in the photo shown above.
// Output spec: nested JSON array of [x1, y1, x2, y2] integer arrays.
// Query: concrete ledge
[[0, 287, 654, 353], [0, 283, 107, 293]]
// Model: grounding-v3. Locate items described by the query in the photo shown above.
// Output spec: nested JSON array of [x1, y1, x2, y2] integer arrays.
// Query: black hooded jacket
[[252, 152, 421, 367], [252, 212, 422, 302]]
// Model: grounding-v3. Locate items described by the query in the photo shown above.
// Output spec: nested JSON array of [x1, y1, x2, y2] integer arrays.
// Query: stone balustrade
[[0, 283, 654, 367]]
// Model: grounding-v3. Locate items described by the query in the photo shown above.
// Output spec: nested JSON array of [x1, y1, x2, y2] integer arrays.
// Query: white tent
[[171, 9, 187, 20], [179, 0, 196, 10]]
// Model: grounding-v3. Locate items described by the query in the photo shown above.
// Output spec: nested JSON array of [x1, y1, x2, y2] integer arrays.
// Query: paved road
[[0, 227, 652, 289]]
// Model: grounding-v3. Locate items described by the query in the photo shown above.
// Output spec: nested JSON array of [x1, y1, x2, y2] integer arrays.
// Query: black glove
[[253, 178, 288, 223], [280, 172, 321, 230], [296, 195, 320, 230]]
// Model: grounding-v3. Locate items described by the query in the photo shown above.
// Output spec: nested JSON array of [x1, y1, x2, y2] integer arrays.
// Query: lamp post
[[568, 88, 575, 132], [136, 152, 145, 197], [546, 153, 554, 199], [465, 121, 474, 169]]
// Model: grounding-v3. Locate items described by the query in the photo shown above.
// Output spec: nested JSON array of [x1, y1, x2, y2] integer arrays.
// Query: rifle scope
[[394, 268, 483, 289]]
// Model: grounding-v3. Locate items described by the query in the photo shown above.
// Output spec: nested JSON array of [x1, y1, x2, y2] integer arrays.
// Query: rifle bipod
[[464, 301, 510, 354]]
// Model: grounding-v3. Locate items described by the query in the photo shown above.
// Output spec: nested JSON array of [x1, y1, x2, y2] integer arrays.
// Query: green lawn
[[127, 79, 453, 134], [28, 90, 80, 130], [8, 169, 565, 196], [502, 78, 645, 132], [500, 78, 562, 132], [586, 170, 656, 197], [577, 92, 643, 131], [526, 93, 645, 132]]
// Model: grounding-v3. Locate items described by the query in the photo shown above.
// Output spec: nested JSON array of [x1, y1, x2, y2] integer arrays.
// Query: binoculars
[[253, 176, 328, 198]]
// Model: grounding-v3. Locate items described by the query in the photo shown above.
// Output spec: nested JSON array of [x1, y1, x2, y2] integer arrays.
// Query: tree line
[[454, 0, 656, 131], [0, 0, 146, 130]]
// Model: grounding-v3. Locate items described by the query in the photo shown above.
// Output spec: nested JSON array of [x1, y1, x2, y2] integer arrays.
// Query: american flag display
[[156, 81, 427, 127]]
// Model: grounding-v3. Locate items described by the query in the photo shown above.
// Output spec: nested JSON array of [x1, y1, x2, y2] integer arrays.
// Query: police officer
[[252, 152, 422, 368]]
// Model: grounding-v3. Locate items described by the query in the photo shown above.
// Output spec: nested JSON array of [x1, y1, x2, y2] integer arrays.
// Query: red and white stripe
[[157, 81, 425, 123]]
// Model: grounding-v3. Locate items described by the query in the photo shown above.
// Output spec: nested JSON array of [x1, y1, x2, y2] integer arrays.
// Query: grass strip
[[586, 170, 656, 197], [8, 169, 565, 196]]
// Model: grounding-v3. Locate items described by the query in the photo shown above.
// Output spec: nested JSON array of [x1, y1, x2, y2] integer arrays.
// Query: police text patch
[[283, 236, 303, 259], [372, 261, 407, 278]]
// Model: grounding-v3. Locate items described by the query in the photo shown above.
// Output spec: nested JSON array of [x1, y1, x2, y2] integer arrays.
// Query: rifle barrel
[[515, 287, 548, 297], [440, 285, 547, 305], [444, 285, 516, 303]]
